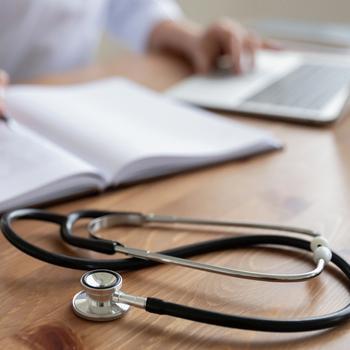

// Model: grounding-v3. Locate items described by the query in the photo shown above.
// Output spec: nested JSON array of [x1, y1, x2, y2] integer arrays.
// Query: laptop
[[166, 51, 350, 124]]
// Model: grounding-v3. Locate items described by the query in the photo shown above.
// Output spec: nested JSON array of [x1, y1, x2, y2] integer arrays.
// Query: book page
[[5, 78, 281, 185], [0, 120, 103, 212]]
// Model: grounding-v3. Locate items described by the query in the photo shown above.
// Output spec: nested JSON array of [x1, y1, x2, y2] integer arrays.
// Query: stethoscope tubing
[[2, 208, 350, 332], [0, 208, 338, 272]]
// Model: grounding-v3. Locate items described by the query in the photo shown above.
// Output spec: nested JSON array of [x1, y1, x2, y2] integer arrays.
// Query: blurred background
[[178, 0, 350, 23], [99, 0, 350, 61]]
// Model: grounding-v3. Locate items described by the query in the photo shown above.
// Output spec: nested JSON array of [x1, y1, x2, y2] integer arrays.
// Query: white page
[[5, 78, 282, 185], [0, 121, 102, 212]]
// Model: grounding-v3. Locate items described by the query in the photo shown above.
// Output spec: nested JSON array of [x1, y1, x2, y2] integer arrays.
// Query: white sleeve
[[106, 0, 183, 52]]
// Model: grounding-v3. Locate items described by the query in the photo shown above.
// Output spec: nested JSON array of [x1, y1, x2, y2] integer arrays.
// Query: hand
[[149, 19, 281, 75], [0, 70, 9, 117], [190, 19, 280, 74]]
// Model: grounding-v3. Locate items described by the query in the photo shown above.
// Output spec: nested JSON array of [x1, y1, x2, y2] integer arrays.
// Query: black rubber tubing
[[146, 296, 350, 332], [1, 208, 350, 332]]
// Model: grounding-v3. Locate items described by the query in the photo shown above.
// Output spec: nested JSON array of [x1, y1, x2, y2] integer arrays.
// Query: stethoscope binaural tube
[[63, 210, 332, 282], [2, 208, 350, 332], [1, 208, 331, 277], [85, 211, 332, 282]]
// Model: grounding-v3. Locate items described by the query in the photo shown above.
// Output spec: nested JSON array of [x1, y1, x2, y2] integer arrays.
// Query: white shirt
[[0, 0, 182, 81]]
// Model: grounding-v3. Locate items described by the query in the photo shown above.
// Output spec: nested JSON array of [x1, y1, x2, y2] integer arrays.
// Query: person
[[0, 0, 277, 116]]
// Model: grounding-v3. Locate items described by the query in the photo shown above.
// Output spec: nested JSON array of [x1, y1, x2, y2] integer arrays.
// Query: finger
[[243, 34, 260, 71], [261, 38, 284, 50], [0, 70, 9, 116], [192, 50, 212, 74], [207, 23, 242, 74], [194, 29, 222, 74], [224, 29, 244, 75], [0, 70, 9, 86], [0, 98, 4, 116], [219, 22, 253, 74]]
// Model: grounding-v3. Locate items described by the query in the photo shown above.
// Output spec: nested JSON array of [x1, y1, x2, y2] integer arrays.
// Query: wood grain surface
[[1, 53, 350, 349]]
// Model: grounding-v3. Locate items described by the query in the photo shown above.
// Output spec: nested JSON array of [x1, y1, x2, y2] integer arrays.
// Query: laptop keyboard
[[243, 64, 350, 110]]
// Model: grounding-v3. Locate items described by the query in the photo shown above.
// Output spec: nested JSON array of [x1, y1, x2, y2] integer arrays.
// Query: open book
[[1, 78, 282, 212]]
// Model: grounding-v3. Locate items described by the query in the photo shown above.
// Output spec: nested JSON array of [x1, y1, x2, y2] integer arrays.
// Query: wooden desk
[[1, 53, 350, 349]]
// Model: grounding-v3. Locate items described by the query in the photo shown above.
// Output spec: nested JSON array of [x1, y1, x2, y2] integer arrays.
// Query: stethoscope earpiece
[[72, 270, 130, 321]]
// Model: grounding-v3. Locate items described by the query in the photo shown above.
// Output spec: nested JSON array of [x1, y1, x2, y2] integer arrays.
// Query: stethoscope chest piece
[[72, 270, 130, 321]]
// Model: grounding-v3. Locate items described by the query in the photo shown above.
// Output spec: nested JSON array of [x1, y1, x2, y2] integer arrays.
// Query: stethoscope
[[1, 207, 350, 333]]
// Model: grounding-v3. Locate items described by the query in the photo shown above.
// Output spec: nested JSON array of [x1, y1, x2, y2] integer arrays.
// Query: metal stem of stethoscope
[[88, 212, 332, 283], [111, 245, 325, 282], [144, 214, 320, 237]]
